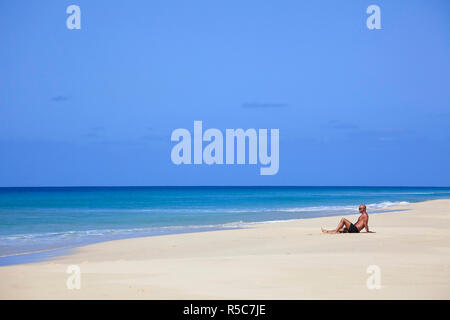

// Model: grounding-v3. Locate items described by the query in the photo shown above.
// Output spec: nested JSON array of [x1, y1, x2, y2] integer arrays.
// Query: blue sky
[[0, 0, 449, 186]]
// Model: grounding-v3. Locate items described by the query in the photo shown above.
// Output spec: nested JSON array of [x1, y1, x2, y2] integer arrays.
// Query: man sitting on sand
[[321, 205, 370, 234]]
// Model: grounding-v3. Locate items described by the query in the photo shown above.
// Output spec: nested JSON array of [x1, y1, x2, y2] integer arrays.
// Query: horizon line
[[1, 185, 450, 189]]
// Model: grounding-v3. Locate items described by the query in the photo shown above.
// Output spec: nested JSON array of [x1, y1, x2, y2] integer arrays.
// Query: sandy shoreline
[[1, 199, 449, 299]]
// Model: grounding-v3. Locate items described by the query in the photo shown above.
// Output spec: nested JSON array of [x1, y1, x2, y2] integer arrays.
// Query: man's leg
[[322, 218, 351, 234]]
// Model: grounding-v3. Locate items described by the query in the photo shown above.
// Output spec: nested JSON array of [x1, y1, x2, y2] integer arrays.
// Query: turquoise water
[[1, 187, 449, 264]]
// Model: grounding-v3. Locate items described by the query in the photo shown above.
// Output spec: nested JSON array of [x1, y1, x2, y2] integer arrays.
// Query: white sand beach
[[1, 199, 449, 299]]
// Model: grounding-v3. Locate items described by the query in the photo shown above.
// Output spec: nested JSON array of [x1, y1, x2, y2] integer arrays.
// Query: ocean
[[1, 186, 449, 265]]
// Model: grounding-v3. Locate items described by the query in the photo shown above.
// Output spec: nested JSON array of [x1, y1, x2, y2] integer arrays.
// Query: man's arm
[[364, 220, 370, 232]]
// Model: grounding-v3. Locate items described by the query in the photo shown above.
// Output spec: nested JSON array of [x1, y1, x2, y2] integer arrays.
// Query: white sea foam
[[0, 200, 410, 245]]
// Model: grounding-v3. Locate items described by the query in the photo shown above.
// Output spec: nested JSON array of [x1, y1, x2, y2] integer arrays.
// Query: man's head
[[359, 204, 367, 213]]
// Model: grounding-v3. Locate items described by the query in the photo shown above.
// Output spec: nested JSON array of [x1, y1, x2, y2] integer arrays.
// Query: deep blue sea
[[1, 186, 449, 265]]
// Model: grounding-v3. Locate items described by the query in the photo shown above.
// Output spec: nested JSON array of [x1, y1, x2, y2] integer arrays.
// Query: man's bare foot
[[321, 228, 328, 233]]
